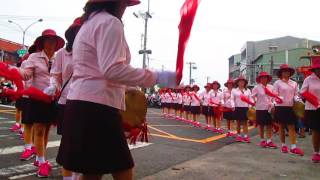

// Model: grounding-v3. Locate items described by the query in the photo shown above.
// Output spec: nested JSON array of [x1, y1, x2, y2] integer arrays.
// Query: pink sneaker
[[31, 146, 37, 154], [259, 140, 267, 148], [37, 161, 52, 178], [243, 137, 251, 143], [217, 129, 224, 134], [212, 128, 218, 133], [312, 154, 320, 163], [266, 141, 278, 149], [193, 122, 201, 128], [236, 136, 243, 142], [34, 160, 40, 167], [290, 147, 304, 156], [281, 146, 289, 153], [226, 132, 234, 137], [20, 149, 35, 161], [10, 124, 21, 132]]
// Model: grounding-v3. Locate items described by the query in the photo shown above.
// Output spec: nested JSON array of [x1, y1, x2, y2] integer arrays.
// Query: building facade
[[229, 36, 320, 86], [0, 38, 23, 65]]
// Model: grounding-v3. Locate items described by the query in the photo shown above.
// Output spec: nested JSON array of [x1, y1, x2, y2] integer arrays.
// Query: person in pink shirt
[[200, 83, 212, 130], [223, 79, 236, 137], [44, 17, 81, 180], [210, 81, 224, 133], [183, 85, 192, 121], [300, 63, 320, 162], [273, 64, 304, 156], [18, 29, 65, 177], [231, 76, 252, 143], [252, 72, 277, 149], [164, 88, 175, 118], [175, 87, 184, 120], [190, 85, 201, 126], [160, 88, 167, 116], [57, 1, 176, 180]]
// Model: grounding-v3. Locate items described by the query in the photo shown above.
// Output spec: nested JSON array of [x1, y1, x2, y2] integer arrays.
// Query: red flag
[[240, 95, 256, 106], [264, 87, 283, 104], [22, 87, 52, 104], [176, 0, 200, 84], [301, 91, 319, 108]]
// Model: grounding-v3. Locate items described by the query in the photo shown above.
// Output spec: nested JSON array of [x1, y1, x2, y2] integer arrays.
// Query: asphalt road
[[0, 106, 256, 179]]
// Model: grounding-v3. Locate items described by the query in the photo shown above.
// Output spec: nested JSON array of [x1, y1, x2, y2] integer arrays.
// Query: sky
[[1, 0, 320, 89]]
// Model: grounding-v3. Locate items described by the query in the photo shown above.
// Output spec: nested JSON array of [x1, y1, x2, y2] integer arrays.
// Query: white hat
[[88, 0, 140, 6]]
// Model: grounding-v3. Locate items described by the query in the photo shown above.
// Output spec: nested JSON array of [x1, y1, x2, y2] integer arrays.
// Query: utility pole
[[206, 76, 210, 83], [134, 0, 152, 69], [187, 62, 196, 85]]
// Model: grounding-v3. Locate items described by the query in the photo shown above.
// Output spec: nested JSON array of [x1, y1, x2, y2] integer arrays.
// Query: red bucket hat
[[204, 83, 212, 88], [224, 79, 235, 87], [34, 29, 65, 51], [184, 85, 191, 90], [277, 64, 295, 78], [256, 72, 272, 83], [192, 85, 200, 91], [235, 76, 248, 87], [88, 0, 141, 6], [211, 81, 221, 89], [310, 60, 320, 71]]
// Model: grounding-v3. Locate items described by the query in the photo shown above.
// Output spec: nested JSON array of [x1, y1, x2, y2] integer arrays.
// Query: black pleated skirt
[[305, 109, 320, 131], [274, 106, 297, 125], [56, 100, 134, 174], [234, 107, 249, 121], [256, 110, 273, 126]]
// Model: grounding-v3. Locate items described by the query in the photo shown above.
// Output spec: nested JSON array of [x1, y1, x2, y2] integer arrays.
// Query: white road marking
[[0, 141, 152, 178], [0, 134, 18, 138], [0, 120, 14, 125], [0, 140, 61, 156], [0, 104, 15, 109]]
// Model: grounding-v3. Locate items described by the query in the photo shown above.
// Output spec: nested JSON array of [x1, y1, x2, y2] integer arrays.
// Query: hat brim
[[34, 35, 65, 51], [211, 82, 221, 89], [310, 65, 320, 71], [235, 78, 248, 87], [256, 75, 272, 83], [277, 68, 295, 78]]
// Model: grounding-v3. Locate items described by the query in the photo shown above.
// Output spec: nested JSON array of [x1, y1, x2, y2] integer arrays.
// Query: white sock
[[38, 156, 45, 164], [72, 173, 81, 180], [260, 139, 265, 142], [63, 177, 73, 180], [15, 122, 20, 126], [266, 139, 271, 143], [25, 144, 32, 150], [282, 143, 286, 147], [237, 134, 242, 137], [291, 144, 297, 150], [244, 134, 248, 138], [36, 156, 39, 162]]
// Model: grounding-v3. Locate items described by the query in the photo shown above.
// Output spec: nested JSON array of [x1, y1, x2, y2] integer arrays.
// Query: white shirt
[[190, 91, 201, 106], [177, 93, 183, 104], [231, 88, 252, 108], [164, 92, 174, 103], [67, 11, 157, 110], [200, 90, 211, 106], [209, 90, 224, 107], [160, 93, 166, 103], [252, 84, 274, 110], [273, 79, 300, 107], [300, 73, 320, 110], [183, 92, 191, 106], [223, 88, 233, 108]]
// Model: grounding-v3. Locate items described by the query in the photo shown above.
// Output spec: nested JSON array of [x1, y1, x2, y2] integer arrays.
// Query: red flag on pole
[[176, 0, 200, 84]]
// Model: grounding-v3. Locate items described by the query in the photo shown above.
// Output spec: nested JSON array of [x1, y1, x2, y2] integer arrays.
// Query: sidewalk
[[142, 134, 319, 180]]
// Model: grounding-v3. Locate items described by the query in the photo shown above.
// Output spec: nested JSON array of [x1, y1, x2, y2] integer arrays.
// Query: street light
[[8, 18, 43, 48], [187, 62, 197, 85]]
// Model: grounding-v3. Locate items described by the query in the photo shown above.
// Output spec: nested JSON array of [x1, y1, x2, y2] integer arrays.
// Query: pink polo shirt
[[19, 51, 54, 91], [67, 11, 157, 110], [50, 48, 73, 105], [20, 61, 32, 89], [252, 84, 273, 110], [183, 93, 191, 106], [200, 90, 211, 106], [273, 79, 300, 107], [300, 73, 320, 110], [231, 88, 252, 108], [177, 93, 183, 104], [210, 90, 224, 107], [223, 88, 233, 108], [190, 91, 201, 106]]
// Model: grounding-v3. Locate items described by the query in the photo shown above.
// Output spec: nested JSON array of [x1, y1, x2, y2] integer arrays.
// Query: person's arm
[[95, 19, 158, 88]]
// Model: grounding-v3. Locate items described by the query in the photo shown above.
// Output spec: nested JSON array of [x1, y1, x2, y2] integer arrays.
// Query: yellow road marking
[[148, 125, 178, 138], [0, 110, 16, 112], [149, 124, 191, 127]]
